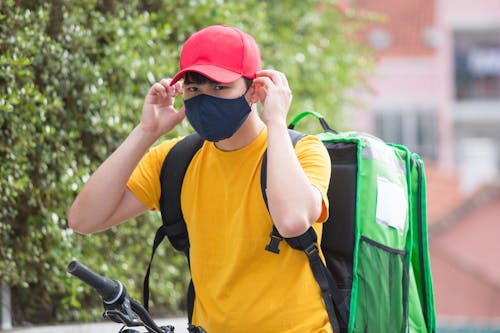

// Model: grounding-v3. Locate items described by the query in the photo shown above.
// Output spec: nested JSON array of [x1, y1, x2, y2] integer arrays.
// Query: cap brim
[[170, 64, 242, 85]]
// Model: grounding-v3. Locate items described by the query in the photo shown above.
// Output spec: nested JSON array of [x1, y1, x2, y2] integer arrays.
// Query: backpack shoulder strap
[[261, 129, 306, 254], [159, 133, 204, 253], [260, 129, 306, 212], [286, 229, 343, 332], [143, 133, 204, 312], [261, 129, 343, 332]]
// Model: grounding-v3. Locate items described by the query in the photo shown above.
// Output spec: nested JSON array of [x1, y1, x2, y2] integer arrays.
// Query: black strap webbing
[[159, 133, 204, 252], [260, 129, 306, 212], [143, 133, 203, 314], [286, 228, 344, 332], [143, 225, 169, 311], [261, 129, 344, 332]]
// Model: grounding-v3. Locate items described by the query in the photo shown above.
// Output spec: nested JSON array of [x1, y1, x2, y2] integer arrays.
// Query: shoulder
[[147, 136, 186, 163], [127, 136, 186, 211], [135, 136, 187, 178], [295, 133, 323, 145], [293, 134, 331, 173], [294, 134, 328, 156]]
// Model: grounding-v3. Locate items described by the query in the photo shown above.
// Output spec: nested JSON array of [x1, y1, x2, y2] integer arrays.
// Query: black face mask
[[184, 92, 251, 142]]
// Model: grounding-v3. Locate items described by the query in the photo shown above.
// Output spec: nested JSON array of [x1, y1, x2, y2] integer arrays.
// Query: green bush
[[0, 0, 373, 325]]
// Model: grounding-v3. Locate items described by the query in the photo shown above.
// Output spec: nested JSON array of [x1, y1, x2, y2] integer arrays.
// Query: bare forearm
[[266, 121, 322, 237], [68, 126, 157, 233]]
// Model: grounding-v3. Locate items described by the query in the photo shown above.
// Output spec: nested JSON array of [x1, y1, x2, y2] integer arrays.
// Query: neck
[[214, 110, 264, 151]]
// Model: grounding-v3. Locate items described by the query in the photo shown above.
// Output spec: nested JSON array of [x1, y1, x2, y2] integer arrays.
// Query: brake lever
[[103, 296, 142, 327]]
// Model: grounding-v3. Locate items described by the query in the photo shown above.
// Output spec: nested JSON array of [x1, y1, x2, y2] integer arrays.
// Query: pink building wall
[[352, 0, 500, 171]]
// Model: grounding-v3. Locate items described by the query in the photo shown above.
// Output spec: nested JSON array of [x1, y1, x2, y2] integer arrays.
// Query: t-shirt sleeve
[[294, 135, 331, 223], [126, 137, 183, 211]]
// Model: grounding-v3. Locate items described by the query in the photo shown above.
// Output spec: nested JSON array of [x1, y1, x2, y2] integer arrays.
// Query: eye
[[214, 85, 227, 91], [186, 86, 198, 92]]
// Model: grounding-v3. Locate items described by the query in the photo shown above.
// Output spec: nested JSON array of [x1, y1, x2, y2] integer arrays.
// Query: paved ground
[[2, 318, 189, 333]]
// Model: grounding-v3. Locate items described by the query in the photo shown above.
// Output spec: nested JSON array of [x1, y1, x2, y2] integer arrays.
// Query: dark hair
[[184, 71, 252, 88]]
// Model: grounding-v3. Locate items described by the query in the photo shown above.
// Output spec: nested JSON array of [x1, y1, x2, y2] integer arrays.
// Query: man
[[69, 25, 332, 332]]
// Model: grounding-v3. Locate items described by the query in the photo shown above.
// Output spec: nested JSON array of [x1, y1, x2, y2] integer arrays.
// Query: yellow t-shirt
[[127, 127, 332, 333]]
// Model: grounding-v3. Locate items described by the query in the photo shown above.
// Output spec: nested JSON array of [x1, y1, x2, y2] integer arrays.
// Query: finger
[[270, 71, 286, 87], [256, 70, 286, 86], [160, 79, 177, 96], [169, 106, 186, 128], [177, 105, 186, 120], [160, 78, 172, 86], [251, 82, 267, 102], [257, 69, 279, 76], [150, 82, 168, 97], [159, 79, 184, 97], [256, 87, 267, 102], [173, 81, 184, 95], [277, 71, 289, 88], [253, 76, 276, 90]]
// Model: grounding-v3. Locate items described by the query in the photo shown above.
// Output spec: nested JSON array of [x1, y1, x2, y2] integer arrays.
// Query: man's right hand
[[69, 78, 186, 234], [140, 78, 185, 139]]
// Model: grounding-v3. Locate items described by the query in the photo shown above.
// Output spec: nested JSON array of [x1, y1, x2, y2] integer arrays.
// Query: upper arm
[[295, 136, 331, 223]]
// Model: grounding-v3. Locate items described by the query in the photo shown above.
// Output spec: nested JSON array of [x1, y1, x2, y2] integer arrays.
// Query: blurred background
[[347, 0, 500, 332], [1, 0, 499, 332]]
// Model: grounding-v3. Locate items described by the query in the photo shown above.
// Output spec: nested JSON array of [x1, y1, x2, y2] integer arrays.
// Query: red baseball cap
[[170, 25, 261, 85]]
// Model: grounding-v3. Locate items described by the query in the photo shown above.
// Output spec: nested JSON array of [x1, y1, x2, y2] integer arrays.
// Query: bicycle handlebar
[[68, 260, 125, 304], [67, 260, 174, 333]]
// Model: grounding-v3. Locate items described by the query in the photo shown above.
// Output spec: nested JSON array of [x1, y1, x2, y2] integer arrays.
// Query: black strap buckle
[[265, 232, 283, 254], [188, 324, 207, 333], [304, 243, 319, 256]]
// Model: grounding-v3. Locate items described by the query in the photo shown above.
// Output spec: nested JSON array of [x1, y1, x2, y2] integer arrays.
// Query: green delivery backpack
[[287, 111, 436, 333], [143, 111, 436, 333]]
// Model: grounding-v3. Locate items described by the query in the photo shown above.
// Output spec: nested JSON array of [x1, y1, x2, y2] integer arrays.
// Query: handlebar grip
[[68, 260, 124, 304]]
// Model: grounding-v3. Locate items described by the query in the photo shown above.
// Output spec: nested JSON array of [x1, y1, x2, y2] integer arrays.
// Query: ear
[[247, 84, 261, 104]]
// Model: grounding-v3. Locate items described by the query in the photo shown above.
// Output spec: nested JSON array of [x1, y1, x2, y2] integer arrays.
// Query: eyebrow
[[183, 80, 225, 86], [183, 74, 219, 85]]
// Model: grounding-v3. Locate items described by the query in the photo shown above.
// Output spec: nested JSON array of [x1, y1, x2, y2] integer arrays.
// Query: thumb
[[177, 106, 186, 122]]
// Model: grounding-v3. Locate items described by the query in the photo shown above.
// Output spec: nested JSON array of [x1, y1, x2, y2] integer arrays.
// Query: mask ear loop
[[242, 81, 255, 109], [242, 81, 252, 96]]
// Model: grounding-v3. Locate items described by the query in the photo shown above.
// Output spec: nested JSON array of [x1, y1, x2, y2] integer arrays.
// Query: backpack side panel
[[320, 140, 359, 332], [407, 153, 436, 333], [351, 134, 410, 333], [318, 132, 413, 333]]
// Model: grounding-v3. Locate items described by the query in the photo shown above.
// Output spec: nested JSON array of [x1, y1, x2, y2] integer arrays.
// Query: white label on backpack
[[376, 177, 407, 233]]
